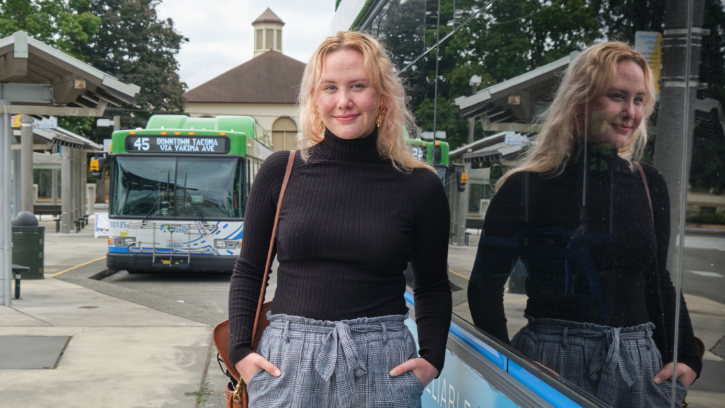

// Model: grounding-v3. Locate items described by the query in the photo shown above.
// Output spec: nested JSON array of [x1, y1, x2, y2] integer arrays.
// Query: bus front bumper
[[107, 253, 238, 273]]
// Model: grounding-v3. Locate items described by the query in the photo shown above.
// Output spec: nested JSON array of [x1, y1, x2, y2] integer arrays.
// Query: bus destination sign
[[125, 136, 230, 153]]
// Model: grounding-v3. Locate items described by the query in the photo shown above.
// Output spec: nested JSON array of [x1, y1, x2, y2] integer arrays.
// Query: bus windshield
[[111, 156, 244, 219]]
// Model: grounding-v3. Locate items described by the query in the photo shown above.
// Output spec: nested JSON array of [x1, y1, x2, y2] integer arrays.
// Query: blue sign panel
[[404, 319, 521, 408]]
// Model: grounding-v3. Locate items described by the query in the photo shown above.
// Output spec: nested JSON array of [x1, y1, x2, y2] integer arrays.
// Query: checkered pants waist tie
[[267, 313, 409, 407], [527, 317, 655, 388]]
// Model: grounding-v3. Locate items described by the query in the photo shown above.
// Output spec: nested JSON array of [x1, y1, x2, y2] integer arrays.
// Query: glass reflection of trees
[[366, 0, 725, 405], [468, 42, 700, 406]]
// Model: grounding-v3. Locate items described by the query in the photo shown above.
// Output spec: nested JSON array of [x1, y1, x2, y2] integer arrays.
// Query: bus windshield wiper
[[142, 171, 173, 224], [179, 170, 206, 224]]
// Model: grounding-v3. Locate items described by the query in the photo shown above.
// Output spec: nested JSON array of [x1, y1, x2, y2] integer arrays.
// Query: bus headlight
[[214, 239, 239, 249], [112, 237, 136, 246]]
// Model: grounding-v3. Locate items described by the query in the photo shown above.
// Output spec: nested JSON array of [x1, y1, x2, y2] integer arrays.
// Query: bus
[[104, 115, 273, 273], [407, 138, 450, 179]]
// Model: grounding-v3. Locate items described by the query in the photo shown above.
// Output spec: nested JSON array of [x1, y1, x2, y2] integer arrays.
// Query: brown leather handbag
[[213, 150, 296, 408]]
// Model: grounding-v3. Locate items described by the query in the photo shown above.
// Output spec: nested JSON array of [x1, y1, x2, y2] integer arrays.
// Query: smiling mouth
[[612, 124, 632, 133], [335, 114, 359, 122]]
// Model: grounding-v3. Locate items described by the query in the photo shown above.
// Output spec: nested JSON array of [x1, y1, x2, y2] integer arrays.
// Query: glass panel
[[366, 0, 725, 404], [111, 156, 242, 218], [112, 157, 176, 217], [175, 157, 240, 218]]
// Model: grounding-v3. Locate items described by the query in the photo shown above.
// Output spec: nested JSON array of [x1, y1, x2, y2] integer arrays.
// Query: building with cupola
[[184, 8, 305, 151]]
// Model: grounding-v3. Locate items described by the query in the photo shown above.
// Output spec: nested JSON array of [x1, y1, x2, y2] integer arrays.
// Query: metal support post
[[1, 104, 12, 306], [86, 184, 95, 216], [456, 82, 478, 246], [82, 151, 87, 215], [51, 144, 58, 205], [61, 145, 71, 233], [73, 148, 79, 221], [20, 115, 34, 213], [12, 149, 21, 218]]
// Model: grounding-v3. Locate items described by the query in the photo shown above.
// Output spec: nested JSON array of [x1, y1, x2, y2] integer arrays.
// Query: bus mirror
[[91, 157, 105, 179]]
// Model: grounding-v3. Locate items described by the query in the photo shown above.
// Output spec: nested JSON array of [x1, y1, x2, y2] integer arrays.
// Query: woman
[[228, 31, 452, 407], [468, 42, 702, 406]]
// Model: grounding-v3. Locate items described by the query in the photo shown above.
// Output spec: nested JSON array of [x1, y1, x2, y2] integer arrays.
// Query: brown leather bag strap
[[251, 151, 296, 342], [635, 162, 670, 357]]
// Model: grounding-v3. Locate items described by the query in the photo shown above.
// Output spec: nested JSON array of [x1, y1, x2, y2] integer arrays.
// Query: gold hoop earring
[[376, 101, 387, 128], [313, 105, 325, 133]]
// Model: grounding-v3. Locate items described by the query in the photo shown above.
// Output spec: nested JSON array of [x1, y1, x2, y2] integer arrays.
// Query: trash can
[[12, 211, 45, 280]]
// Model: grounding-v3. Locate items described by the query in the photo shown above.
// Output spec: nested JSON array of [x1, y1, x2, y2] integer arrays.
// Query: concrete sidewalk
[[0, 273, 211, 407], [1, 214, 213, 408]]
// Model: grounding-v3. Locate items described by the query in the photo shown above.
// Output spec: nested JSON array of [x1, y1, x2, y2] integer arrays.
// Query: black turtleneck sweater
[[229, 128, 452, 374], [468, 146, 702, 377]]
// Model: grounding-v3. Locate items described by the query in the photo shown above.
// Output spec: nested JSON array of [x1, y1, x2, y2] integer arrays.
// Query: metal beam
[[53, 74, 86, 104], [0, 83, 53, 103], [0, 54, 27, 82], [10, 143, 52, 150], [0, 105, 105, 117], [486, 122, 543, 133]]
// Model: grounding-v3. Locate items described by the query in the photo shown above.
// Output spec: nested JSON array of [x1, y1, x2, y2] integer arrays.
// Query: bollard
[[14, 269, 21, 299], [11, 264, 28, 300]]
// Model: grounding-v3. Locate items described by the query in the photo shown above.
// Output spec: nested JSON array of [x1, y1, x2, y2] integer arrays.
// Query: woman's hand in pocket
[[390, 358, 438, 387], [654, 362, 697, 388], [234, 353, 281, 384]]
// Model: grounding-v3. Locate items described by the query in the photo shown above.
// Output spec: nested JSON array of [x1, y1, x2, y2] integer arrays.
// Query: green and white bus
[[105, 115, 272, 273]]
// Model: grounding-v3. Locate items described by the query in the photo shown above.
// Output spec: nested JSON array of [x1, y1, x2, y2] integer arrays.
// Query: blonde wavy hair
[[496, 41, 656, 190], [297, 31, 432, 173]]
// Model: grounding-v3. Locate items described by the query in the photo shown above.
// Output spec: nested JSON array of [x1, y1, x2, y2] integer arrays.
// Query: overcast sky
[[155, 0, 337, 91]]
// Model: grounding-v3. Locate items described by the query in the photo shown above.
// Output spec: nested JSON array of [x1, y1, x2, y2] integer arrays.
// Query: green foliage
[[0, 0, 100, 59], [490, 165, 504, 179], [687, 212, 725, 225], [0, 0, 187, 141], [415, 95, 483, 149], [184, 381, 211, 403], [406, 0, 600, 150], [73, 0, 189, 132]]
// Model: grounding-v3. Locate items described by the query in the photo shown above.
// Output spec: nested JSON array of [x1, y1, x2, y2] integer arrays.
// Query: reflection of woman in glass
[[468, 42, 701, 406], [229, 32, 451, 407]]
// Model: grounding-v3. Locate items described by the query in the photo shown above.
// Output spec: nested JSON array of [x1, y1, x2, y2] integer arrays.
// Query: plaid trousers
[[247, 312, 424, 408], [512, 315, 687, 407]]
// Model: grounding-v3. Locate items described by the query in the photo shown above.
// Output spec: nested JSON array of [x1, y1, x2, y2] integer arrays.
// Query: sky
[[155, 0, 337, 91]]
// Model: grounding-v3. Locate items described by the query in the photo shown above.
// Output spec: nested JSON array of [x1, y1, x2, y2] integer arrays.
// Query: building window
[[276, 29, 282, 51], [256, 29, 262, 50], [265, 29, 273, 50], [272, 117, 298, 152]]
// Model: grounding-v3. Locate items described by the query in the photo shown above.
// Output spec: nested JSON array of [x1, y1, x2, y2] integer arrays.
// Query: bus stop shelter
[[10, 125, 102, 223], [1, 30, 140, 306]]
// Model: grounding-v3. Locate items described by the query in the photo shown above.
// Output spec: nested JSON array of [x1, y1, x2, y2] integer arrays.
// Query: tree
[[0, 0, 100, 59], [73, 0, 188, 131]]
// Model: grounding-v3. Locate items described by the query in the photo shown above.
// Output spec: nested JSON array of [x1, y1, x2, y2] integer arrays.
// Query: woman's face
[[583, 60, 646, 148], [315, 48, 381, 140]]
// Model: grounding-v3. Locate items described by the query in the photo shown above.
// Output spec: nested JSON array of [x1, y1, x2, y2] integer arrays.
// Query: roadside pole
[[1, 105, 11, 305], [653, 0, 706, 272], [20, 115, 34, 213], [456, 79, 479, 246]]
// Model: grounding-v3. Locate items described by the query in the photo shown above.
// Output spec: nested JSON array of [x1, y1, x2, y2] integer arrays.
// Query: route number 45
[[133, 137, 150, 151]]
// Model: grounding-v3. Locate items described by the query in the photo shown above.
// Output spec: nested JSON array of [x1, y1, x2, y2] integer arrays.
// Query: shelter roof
[[184, 51, 305, 105], [455, 52, 580, 117], [13, 126, 101, 151], [0, 31, 140, 116], [253, 8, 284, 25]]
